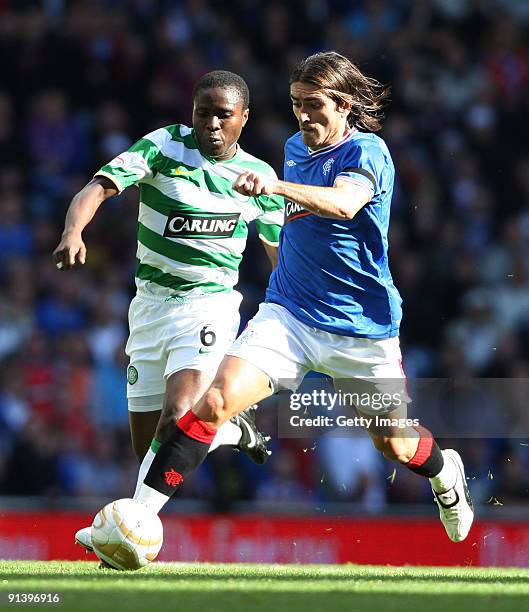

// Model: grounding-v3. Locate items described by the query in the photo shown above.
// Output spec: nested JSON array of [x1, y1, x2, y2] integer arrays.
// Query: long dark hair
[[290, 51, 390, 132]]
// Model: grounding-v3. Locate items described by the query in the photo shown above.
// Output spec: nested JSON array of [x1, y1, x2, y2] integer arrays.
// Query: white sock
[[429, 450, 457, 494], [135, 483, 170, 514], [208, 420, 242, 452], [131, 420, 242, 511], [133, 447, 156, 499]]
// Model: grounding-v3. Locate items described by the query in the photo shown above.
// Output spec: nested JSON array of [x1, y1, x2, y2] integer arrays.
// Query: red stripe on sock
[[177, 410, 216, 444], [407, 425, 434, 467]]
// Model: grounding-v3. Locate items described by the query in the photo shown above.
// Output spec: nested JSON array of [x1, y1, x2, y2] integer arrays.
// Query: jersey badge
[[322, 157, 335, 176]]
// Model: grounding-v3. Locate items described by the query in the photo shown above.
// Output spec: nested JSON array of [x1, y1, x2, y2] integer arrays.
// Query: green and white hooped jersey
[[95, 124, 284, 300]]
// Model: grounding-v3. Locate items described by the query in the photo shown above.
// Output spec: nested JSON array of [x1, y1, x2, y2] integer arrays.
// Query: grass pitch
[[1, 561, 529, 612]]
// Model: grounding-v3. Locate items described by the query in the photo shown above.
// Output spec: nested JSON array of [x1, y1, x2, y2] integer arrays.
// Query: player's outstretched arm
[[233, 171, 371, 220], [53, 177, 118, 270]]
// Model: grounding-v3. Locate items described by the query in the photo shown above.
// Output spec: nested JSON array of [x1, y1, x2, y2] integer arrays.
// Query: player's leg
[[156, 368, 267, 458], [135, 355, 273, 512], [128, 403, 163, 461], [78, 377, 269, 555], [330, 336, 473, 542], [125, 295, 169, 461], [75, 377, 165, 553], [130, 365, 270, 501], [131, 292, 276, 504], [160, 371, 270, 462], [155, 369, 211, 442], [126, 357, 167, 501], [130, 368, 210, 501], [76, 295, 167, 553], [134, 302, 310, 514], [364, 409, 473, 542], [156, 292, 271, 461]]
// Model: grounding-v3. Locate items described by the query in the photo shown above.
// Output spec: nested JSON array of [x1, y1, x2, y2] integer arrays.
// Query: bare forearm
[[62, 187, 103, 236], [54, 177, 118, 269], [62, 179, 115, 237], [273, 180, 365, 220], [233, 171, 370, 221]]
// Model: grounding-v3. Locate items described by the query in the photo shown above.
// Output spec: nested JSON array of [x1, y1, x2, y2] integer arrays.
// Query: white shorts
[[126, 291, 241, 400], [228, 302, 407, 415]]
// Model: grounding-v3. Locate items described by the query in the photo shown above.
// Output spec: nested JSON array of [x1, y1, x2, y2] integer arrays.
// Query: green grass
[[1, 561, 529, 612]]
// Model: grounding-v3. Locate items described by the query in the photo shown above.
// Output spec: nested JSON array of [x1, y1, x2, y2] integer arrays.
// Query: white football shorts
[[126, 291, 241, 401], [228, 302, 408, 415]]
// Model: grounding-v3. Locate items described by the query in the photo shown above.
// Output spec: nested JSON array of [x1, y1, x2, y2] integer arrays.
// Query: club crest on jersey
[[163, 212, 240, 238], [322, 157, 335, 176]]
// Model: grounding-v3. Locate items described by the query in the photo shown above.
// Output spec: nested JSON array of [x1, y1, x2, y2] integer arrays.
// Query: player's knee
[[200, 386, 235, 427]]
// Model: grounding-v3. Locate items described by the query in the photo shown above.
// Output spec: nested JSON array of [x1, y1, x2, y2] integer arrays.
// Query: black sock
[[144, 409, 215, 496], [406, 425, 444, 478]]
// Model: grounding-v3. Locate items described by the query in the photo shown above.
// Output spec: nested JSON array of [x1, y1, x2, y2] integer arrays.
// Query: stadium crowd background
[[1, 0, 529, 515]]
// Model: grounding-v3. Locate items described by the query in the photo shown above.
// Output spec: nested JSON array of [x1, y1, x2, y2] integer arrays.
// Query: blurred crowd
[[1, 0, 529, 513]]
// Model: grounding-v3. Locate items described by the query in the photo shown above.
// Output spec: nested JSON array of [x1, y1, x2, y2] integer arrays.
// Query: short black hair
[[192, 70, 250, 109]]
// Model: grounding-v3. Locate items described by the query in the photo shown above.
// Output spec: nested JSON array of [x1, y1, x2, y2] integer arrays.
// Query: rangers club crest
[[322, 157, 335, 176]]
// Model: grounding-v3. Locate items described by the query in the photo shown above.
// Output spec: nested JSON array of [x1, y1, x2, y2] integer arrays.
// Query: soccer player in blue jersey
[[135, 52, 474, 544]]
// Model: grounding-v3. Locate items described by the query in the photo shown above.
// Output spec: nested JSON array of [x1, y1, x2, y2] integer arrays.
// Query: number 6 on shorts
[[200, 325, 216, 347]]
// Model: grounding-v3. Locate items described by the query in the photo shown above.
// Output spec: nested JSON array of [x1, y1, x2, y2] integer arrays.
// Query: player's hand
[[52, 231, 86, 270], [233, 171, 275, 196]]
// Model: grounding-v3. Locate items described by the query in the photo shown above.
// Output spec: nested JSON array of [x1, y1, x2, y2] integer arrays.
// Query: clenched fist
[[233, 171, 276, 197]]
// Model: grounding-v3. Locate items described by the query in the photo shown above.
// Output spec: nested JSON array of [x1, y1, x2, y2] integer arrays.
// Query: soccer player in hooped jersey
[[135, 52, 474, 544], [52, 71, 284, 552]]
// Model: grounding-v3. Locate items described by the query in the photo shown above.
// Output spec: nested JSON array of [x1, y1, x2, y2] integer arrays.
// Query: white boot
[[432, 449, 474, 542], [74, 526, 93, 553]]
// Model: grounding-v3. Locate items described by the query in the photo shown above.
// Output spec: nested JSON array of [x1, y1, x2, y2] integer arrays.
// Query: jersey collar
[[308, 128, 358, 157]]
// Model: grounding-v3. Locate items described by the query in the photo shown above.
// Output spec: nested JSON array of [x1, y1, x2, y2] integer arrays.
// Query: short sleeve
[[334, 139, 385, 199], [94, 128, 170, 193]]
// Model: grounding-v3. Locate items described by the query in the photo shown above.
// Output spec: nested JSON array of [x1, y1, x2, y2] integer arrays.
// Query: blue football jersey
[[266, 129, 402, 338]]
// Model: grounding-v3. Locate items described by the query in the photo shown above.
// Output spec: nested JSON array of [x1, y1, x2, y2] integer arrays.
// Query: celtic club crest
[[127, 365, 139, 385]]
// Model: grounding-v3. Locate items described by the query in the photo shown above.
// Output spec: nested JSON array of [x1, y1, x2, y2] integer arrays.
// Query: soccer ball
[[91, 498, 163, 570]]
